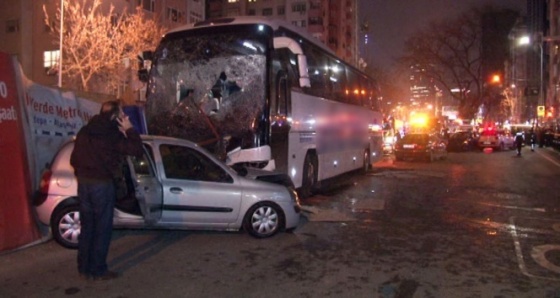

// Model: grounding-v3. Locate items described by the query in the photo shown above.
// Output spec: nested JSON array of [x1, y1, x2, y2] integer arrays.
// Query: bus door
[[270, 48, 294, 174]]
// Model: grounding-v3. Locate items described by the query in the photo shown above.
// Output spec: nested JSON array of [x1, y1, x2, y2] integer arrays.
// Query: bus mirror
[[297, 55, 310, 88], [137, 50, 153, 83], [138, 69, 149, 83], [142, 50, 153, 61]]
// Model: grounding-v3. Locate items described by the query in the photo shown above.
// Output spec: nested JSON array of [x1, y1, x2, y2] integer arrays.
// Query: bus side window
[[304, 46, 328, 98], [329, 58, 346, 102], [272, 49, 294, 117]]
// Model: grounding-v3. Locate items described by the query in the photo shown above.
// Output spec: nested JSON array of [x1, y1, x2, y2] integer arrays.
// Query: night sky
[[362, 0, 527, 70]]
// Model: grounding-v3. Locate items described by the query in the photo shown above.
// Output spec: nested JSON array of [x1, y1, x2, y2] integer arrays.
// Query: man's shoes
[[92, 271, 120, 281]]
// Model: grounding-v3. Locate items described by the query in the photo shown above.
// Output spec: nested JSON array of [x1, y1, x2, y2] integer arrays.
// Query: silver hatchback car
[[34, 135, 301, 249]]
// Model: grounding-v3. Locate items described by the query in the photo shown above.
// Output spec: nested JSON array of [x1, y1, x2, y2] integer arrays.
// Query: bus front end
[[144, 22, 273, 169]]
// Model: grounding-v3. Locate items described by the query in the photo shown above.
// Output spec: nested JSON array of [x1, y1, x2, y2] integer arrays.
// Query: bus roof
[[165, 16, 335, 56]]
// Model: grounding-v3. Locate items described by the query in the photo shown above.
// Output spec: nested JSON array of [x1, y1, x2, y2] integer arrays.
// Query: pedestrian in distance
[[70, 100, 143, 281], [514, 131, 524, 156], [529, 129, 537, 152]]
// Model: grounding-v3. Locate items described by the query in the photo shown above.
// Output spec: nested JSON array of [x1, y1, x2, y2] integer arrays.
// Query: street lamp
[[518, 34, 543, 125], [58, 0, 64, 88]]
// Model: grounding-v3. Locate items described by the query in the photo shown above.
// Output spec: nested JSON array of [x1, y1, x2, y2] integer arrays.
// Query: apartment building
[[547, 0, 560, 118], [205, 0, 359, 67], [0, 0, 203, 89]]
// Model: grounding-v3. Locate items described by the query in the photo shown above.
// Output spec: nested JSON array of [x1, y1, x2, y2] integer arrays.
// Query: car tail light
[[415, 144, 424, 150], [33, 170, 52, 206], [39, 170, 52, 194]]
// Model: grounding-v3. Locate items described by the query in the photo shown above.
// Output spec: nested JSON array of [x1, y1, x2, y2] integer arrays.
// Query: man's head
[[100, 100, 124, 121]]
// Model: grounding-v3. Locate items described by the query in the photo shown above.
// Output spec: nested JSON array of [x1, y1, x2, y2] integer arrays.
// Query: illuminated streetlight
[[490, 74, 501, 84], [58, 0, 64, 88], [518, 34, 543, 123], [518, 36, 530, 46]]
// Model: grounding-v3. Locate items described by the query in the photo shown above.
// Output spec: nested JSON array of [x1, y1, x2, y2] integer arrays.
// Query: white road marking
[[531, 245, 560, 274], [536, 150, 560, 167], [510, 216, 560, 281]]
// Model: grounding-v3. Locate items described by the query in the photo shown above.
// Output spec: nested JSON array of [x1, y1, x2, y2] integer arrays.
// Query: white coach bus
[[141, 17, 383, 198]]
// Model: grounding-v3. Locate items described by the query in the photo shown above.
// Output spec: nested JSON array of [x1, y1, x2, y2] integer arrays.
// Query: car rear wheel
[[51, 204, 80, 249], [243, 202, 284, 238]]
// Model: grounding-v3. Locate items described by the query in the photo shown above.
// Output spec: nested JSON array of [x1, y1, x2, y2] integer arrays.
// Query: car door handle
[[170, 187, 183, 194]]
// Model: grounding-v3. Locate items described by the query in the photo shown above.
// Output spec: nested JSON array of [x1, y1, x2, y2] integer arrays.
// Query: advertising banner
[[0, 52, 40, 251], [22, 83, 100, 189], [0, 52, 101, 251]]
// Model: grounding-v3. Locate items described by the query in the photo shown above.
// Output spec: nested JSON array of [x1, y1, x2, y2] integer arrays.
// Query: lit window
[[43, 50, 60, 75], [228, 0, 239, 3]]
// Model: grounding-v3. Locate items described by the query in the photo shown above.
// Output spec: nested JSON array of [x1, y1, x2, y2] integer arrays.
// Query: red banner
[[0, 52, 40, 251]]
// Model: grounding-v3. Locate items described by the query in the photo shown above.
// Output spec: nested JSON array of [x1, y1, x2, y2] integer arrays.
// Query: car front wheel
[[243, 202, 284, 238], [50, 204, 80, 249]]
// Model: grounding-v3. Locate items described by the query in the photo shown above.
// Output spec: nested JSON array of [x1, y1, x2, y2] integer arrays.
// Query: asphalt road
[[2, 146, 560, 297]]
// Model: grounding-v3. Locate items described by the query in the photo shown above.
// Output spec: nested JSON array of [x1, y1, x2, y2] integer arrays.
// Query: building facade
[[547, 0, 560, 119], [0, 0, 203, 91], [507, 17, 531, 123], [205, 0, 359, 67]]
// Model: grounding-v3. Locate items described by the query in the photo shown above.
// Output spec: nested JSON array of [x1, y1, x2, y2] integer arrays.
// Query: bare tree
[[44, 0, 166, 96], [400, 8, 484, 118]]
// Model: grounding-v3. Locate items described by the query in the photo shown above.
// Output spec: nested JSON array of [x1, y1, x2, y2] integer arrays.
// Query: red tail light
[[39, 170, 52, 194], [415, 144, 424, 150], [34, 170, 52, 206]]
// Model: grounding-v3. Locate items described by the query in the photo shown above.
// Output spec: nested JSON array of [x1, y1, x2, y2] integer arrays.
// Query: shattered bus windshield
[[145, 25, 269, 158]]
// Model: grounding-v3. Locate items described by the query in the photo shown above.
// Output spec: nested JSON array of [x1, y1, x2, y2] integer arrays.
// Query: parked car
[[447, 131, 477, 152], [34, 135, 302, 249], [393, 133, 448, 162], [477, 128, 515, 150]]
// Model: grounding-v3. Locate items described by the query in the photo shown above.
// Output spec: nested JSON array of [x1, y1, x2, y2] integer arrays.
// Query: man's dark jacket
[[70, 114, 143, 181]]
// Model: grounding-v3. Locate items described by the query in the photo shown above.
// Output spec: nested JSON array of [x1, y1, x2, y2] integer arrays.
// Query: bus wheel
[[299, 153, 317, 199], [362, 149, 371, 173]]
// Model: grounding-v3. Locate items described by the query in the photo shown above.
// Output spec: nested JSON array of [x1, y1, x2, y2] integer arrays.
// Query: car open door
[[126, 145, 163, 224]]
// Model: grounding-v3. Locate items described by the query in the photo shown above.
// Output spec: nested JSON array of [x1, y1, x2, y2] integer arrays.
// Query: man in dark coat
[[514, 131, 524, 156], [70, 100, 143, 281]]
